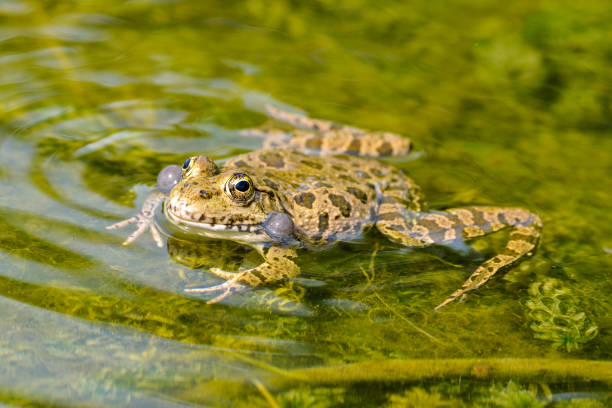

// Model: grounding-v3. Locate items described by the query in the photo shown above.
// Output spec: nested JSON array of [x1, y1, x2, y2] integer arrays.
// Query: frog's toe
[[149, 223, 164, 248], [107, 213, 160, 246], [184, 279, 248, 304], [106, 216, 139, 230], [434, 290, 470, 311], [107, 192, 166, 247]]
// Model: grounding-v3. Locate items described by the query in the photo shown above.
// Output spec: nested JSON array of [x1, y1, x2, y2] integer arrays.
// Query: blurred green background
[[0, 0, 610, 406]]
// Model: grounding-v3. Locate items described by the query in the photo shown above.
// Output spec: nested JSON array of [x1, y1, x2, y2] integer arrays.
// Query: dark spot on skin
[[355, 170, 371, 179], [318, 212, 329, 233], [346, 138, 361, 155], [199, 190, 212, 199], [378, 212, 402, 221], [365, 182, 376, 190], [314, 182, 333, 188], [342, 224, 351, 232], [305, 136, 322, 149], [192, 182, 199, 185], [294, 192, 316, 209], [346, 187, 368, 204], [370, 168, 385, 177], [300, 159, 323, 169], [263, 178, 279, 190], [377, 141, 393, 156], [234, 160, 247, 167], [339, 174, 358, 183], [329, 193, 352, 217], [259, 151, 285, 168], [183, 182, 191, 188], [332, 165, 346, 172], [470, 210, 486, 225]]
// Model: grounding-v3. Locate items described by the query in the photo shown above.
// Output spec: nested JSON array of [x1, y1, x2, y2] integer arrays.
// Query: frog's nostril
[[199, 190, 212, 199]]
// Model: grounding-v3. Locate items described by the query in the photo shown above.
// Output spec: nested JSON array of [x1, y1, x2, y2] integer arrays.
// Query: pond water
[[0, 0, 610, 406]]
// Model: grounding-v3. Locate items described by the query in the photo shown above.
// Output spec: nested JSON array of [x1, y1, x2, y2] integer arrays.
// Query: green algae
[[525, 278, 598, 352], [0, 0, 611, 406]]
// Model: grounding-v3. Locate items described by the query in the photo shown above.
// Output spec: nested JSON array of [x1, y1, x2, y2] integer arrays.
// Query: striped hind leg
[[262, 105, 412, 156], [376, 205, 542, 309]]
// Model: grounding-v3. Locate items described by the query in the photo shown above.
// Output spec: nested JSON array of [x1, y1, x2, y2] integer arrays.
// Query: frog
[[108, 105, 542, 310]]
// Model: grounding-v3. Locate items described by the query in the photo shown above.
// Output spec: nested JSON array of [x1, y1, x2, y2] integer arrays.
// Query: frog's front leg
[[106, 191, 166, 247], [184, 246, 299, 304], [107, 165, 183, 247], [376, 206, 542, 310]]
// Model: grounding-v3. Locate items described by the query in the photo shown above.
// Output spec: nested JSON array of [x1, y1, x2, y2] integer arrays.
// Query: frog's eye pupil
[[182, 158, 192, 170], [235, 180, 250, 192]]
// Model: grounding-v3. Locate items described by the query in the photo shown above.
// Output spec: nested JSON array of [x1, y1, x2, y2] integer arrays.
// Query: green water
[[0, 0, 611, 406]]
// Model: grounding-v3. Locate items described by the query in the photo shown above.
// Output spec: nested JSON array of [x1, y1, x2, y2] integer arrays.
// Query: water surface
[[0, 0, 610, 406]]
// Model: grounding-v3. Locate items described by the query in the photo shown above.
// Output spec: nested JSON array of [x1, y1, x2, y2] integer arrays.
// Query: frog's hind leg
[[266, 105, 359, 132], [265, 105, 412, 157], [375, 205, 542, 310]]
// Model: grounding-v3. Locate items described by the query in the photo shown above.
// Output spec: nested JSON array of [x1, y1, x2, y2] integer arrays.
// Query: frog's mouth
[[164, 202, 268, 242]]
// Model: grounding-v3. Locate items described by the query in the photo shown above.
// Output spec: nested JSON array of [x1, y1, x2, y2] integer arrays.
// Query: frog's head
[[165, 156, 292, 244]]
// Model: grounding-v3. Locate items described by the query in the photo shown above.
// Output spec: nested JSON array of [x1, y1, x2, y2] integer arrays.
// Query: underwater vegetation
[[263, 381, 610, 408], [483, 381, 545, 408], [525, 278, 598, 352]]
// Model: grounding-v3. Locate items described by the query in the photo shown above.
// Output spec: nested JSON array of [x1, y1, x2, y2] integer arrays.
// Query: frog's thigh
[[375, 210, 432, 247], [233, 246, 300, 287]]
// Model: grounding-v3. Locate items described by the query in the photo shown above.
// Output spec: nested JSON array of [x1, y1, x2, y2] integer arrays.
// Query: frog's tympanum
[[108, 106, 542, 310]]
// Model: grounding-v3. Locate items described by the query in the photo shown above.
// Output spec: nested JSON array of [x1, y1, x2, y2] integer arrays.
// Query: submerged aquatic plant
[[482, 381, 545, 408], [276, 386, 344, 408], [386, 387, 451, 408], [525, 279, 598, 352]]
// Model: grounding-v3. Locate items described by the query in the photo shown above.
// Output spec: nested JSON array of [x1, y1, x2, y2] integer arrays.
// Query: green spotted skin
[[160, 106, 542, 308]]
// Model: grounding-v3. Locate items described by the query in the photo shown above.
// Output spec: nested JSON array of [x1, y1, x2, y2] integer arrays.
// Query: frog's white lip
[[165, 204, 263, 234]]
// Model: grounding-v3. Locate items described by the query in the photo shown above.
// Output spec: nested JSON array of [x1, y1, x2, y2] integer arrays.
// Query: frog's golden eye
[[225, 173, 255, 203], [182, 156, 196, 173]]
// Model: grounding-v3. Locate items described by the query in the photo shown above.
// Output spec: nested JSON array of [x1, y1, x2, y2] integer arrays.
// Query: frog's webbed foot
[[184, 272, 249, 304], [376, 205, 542, 310], [106, 192, 166, 248], [184, 246, 300, 304]]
